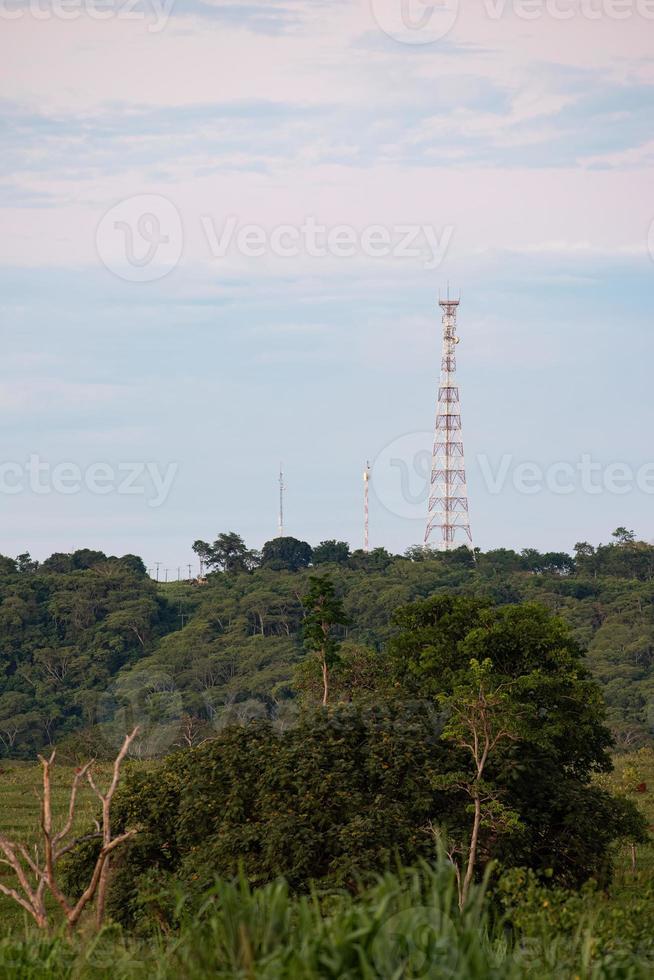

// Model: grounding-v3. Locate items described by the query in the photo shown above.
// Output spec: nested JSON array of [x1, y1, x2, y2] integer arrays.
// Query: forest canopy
[[0, 530, 653, 758]]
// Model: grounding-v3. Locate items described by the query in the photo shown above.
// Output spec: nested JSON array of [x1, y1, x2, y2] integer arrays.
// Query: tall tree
[[389, 595, 644, 886], [312, 540, 351, 565], [192, 532, 258, 574], [261, 536, 312, 572], [302, 576, 348, 706], [437, 658, 521, 909]]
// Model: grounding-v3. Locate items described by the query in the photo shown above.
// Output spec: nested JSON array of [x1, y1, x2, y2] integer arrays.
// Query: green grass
[[0, 855, 653, 978]]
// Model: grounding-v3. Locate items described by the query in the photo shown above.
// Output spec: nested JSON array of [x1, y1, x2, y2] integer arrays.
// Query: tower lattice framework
[[424, 296, 473, 550]]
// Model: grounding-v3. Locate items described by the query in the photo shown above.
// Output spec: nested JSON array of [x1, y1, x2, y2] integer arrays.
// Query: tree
[[436, 658, 521, 909], [312, 540, 351, 565], [302, 576, 348, 706], [71, 549, 108, 571], [0, 729, 139, 932], [348, 547, 394, 571], [116, 554, 147, 576], [520, 549, 575, 575], [41, 553, 74, 573], [62, 704, 456, 916], [613, 527, 636, 544], [193, 532, 258, 574], [0, 692, 37, 753], [293, 641, 391, 707], [15, 552, 37, 573], [389, 594, 646, 886], [261, 536, 312, 572], [104, 598, 159, 649]]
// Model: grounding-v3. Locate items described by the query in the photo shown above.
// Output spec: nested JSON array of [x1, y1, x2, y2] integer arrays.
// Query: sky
[[1, 0, 653, 572]]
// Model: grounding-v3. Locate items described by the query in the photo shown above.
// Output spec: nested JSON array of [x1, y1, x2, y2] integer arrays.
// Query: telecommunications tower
[[424, 293, 473, 550], [363, 461, 370, 552], [278, 464, 285, 538]]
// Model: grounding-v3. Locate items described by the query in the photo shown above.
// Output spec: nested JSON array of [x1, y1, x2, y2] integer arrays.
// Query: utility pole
[[164, 568, 169, 583], [187, 563, 192, 581], [363, 461, 370, 552], [155, 562, 161, 582], [424, 291, 473, 550]]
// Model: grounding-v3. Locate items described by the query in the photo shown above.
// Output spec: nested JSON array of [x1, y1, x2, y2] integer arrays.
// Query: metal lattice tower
[[424, 294, 473, 550], [363, 461, 370, 552]]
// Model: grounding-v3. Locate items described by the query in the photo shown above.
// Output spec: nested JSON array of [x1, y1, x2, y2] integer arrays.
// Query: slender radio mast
[[424, 291, 473, 550], [363, 461, 370, 552], [278, 463, 285, 538]]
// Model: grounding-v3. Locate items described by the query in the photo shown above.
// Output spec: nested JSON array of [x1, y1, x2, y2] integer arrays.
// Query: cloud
[[0, 380, 129, 413], [581, 138, 654, 168]]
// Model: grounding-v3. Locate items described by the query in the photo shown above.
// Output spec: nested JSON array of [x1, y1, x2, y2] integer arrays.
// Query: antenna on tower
[[424, 291, 472, 551], [278, 463, 285, 538], [363, 461, 370, 552]]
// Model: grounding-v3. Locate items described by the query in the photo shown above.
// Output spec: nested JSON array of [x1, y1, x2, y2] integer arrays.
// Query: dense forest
[[0, 528, 653, 759], [2, 529, 654, 976]]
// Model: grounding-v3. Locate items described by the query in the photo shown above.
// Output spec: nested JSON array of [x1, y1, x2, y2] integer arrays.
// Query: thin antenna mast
[[363, 461, 370, 552], [278, 463, 285, 538]]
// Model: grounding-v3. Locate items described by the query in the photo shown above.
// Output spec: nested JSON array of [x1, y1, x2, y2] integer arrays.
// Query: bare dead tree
[[0, 723, 21, 751], [173, 713, 209, 750], [0, 728, 139, 932]]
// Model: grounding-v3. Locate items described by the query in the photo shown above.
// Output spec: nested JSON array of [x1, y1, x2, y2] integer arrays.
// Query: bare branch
[[0, 728, 139, 933], [0, 881, 39, 919], [53, 761, 93, 851]]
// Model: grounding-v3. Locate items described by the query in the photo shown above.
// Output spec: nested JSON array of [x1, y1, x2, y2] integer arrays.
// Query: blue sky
[[1, 0, 653, 570]]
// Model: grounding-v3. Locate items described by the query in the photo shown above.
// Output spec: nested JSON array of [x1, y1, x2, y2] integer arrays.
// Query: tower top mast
[[363, 461, 370, 552], [278, 464, 285, 538]]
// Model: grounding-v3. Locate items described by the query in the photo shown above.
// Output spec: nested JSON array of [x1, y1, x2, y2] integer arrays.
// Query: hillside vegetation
[[1, 529, 653, 758], [1, 533, 654, 976]]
